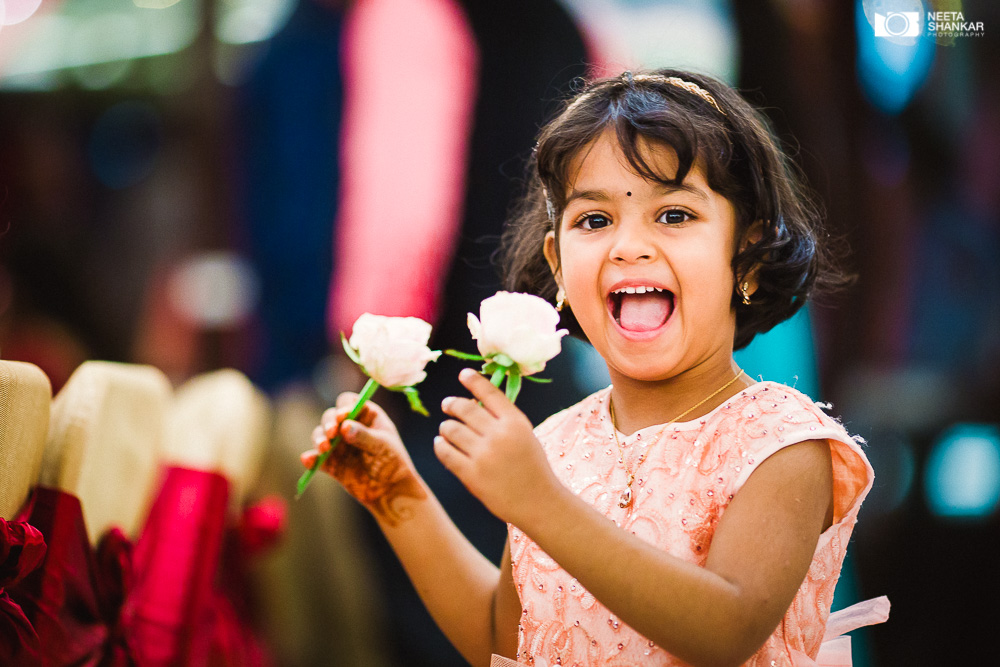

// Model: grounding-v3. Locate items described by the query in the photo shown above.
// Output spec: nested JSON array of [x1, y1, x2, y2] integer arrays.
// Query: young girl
[[302, 69, 887, 666]]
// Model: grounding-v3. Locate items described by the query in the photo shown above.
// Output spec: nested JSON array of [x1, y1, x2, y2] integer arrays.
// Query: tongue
[[619, 292, 672, 331]]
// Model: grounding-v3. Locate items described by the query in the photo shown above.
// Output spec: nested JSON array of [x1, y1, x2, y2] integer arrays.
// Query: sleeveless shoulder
[[711, 381, 873, 527], [698, 382, 876, 662]]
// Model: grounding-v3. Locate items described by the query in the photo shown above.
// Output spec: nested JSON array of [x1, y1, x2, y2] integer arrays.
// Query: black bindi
[[626, 191, 632, 197]]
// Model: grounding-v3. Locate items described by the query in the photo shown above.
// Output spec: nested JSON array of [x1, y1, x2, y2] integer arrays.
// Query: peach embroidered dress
[[504, 382, 889, 667]]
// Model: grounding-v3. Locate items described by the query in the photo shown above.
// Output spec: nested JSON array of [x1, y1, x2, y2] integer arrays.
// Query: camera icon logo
[[874, 11, 922, 37]]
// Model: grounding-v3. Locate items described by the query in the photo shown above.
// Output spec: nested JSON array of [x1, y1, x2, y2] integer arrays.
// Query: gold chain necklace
[[609, 369, 745, 509]]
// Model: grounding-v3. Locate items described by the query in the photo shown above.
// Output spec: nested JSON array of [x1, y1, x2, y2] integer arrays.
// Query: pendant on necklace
[[618, 486, 633, 509]]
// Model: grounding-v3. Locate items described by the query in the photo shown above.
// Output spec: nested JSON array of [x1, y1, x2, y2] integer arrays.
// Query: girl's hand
[[437, 369, 561, 526], [301, 393, 426, 526]]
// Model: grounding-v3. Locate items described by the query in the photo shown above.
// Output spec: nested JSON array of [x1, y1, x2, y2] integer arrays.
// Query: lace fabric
[[509, 382, 881, 666]]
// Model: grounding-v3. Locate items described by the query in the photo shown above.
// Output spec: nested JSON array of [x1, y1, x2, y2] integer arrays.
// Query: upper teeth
[[613, 286, 664, 294]]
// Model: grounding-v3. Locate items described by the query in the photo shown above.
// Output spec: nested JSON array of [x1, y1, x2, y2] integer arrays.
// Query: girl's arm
[[304, 395, 520, 666], [438, 370, 834, 667], [373, 481, 516, 666]]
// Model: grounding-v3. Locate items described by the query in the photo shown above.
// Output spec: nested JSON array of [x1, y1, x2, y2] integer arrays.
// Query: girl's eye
[[575, 213, 612, 230], [657, 209, 693, 225]]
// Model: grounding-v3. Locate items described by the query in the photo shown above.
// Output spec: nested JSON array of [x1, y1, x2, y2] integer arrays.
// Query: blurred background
[[1, 0, 997, 665]]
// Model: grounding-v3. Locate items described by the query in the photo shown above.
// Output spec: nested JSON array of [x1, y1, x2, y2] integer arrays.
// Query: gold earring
[[555, 288, 567, 312], [740, 282, 752, 306]]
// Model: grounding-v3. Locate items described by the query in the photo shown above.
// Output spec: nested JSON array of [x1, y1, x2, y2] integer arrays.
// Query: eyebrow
[[564, 182, 710, 206]]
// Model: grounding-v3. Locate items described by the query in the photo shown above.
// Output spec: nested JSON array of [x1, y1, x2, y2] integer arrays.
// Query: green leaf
[[340, 333, 362, 366], [524, 375, 552, 384], [489, 367, 506, 388], [402, 387, 429, 416], [505, 369, 522, 403], [481, 361, 500, 376], [444, 349, 484, 361]]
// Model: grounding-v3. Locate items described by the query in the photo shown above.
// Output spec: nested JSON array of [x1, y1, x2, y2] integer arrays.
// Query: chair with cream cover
[[0, 360, 51, 520], [120, 368, 272, 666], [161, 368, 271, 505], [0, 360, 51, 667], [39, 360, 172, 543]]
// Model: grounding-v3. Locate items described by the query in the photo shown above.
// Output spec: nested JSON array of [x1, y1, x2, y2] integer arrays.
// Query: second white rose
[[467, 291, 568, 376], [349, 314, 441, 388]]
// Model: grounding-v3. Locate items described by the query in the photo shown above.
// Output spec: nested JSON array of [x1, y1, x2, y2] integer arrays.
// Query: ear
[[543, 231, 561, 286], [738, 220, 765, 293]]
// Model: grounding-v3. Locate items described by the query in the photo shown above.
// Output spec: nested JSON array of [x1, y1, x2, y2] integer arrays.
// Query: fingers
[[329, 394, 385, 428], [300, 444, 337, 472], [458, 368, 511, 417], [311, 426, 337, 460], [355, 399, 387, 428], [300, 448, 319, 468], [441, 395, 492, 434], [434, 435, 469, 479], [335, 392, 358, 409], [320, 407, 348, 439], [340, 419, 387, 456], [306, 426, 337, 473], [438, 419, 480, 454], [321, 404, 377, 440]]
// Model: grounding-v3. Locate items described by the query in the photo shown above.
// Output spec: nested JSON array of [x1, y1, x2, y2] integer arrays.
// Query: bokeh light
[[563, 0, 738, 83], [565, 337, 611, 396], [924, 424, 1000, 519], [855, 0, 935, 114], [735, 308, 818, 398], [2, 0, 42, 26], [215, 0, 297, 45], [167, 252, 261, 329], [0, 1, 199, 90], [132, 0, 182, 8]]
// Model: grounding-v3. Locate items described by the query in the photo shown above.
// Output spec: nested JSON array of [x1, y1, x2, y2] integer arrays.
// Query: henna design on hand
[[324, 437, 426, 527]]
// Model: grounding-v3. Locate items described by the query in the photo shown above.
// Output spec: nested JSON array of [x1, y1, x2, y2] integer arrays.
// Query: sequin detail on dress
[[509, 382, 875, 666]]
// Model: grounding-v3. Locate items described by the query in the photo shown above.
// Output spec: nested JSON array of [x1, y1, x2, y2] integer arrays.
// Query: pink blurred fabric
[[0, 517, 46, 666], [508, 382, 888, 666], [236, 495, 287, 556], [121, 465, 276, 667], [122, 466, 229, 665], [329, 0, 478, 336]]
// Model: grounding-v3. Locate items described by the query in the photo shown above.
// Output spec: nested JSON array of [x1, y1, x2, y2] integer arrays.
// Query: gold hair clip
[[632, 74, 726, 116]]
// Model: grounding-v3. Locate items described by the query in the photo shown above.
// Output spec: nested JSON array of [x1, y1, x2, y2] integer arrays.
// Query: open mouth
[[608, 286, 675, 332]]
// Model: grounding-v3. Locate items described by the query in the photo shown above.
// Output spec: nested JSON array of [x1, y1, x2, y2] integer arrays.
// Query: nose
[[609, 220, 655, 264]]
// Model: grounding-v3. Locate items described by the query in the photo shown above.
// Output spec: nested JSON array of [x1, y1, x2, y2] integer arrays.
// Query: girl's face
[[544, 130, 745, 384]]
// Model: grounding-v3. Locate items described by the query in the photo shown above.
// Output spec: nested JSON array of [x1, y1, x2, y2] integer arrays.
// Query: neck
[[607, 358, 752, 436]]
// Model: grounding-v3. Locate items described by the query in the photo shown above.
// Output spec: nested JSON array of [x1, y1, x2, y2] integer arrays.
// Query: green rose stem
[[445, 350, 547, 405], [296, 376, 379, 499]]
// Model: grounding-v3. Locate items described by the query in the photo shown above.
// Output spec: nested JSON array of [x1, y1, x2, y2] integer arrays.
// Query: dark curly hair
[[500, 68, 850, 350]]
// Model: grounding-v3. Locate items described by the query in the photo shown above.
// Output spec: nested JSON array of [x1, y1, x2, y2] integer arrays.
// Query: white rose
[[348, 314, 441, 388], [467, 291, 568, 376]]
